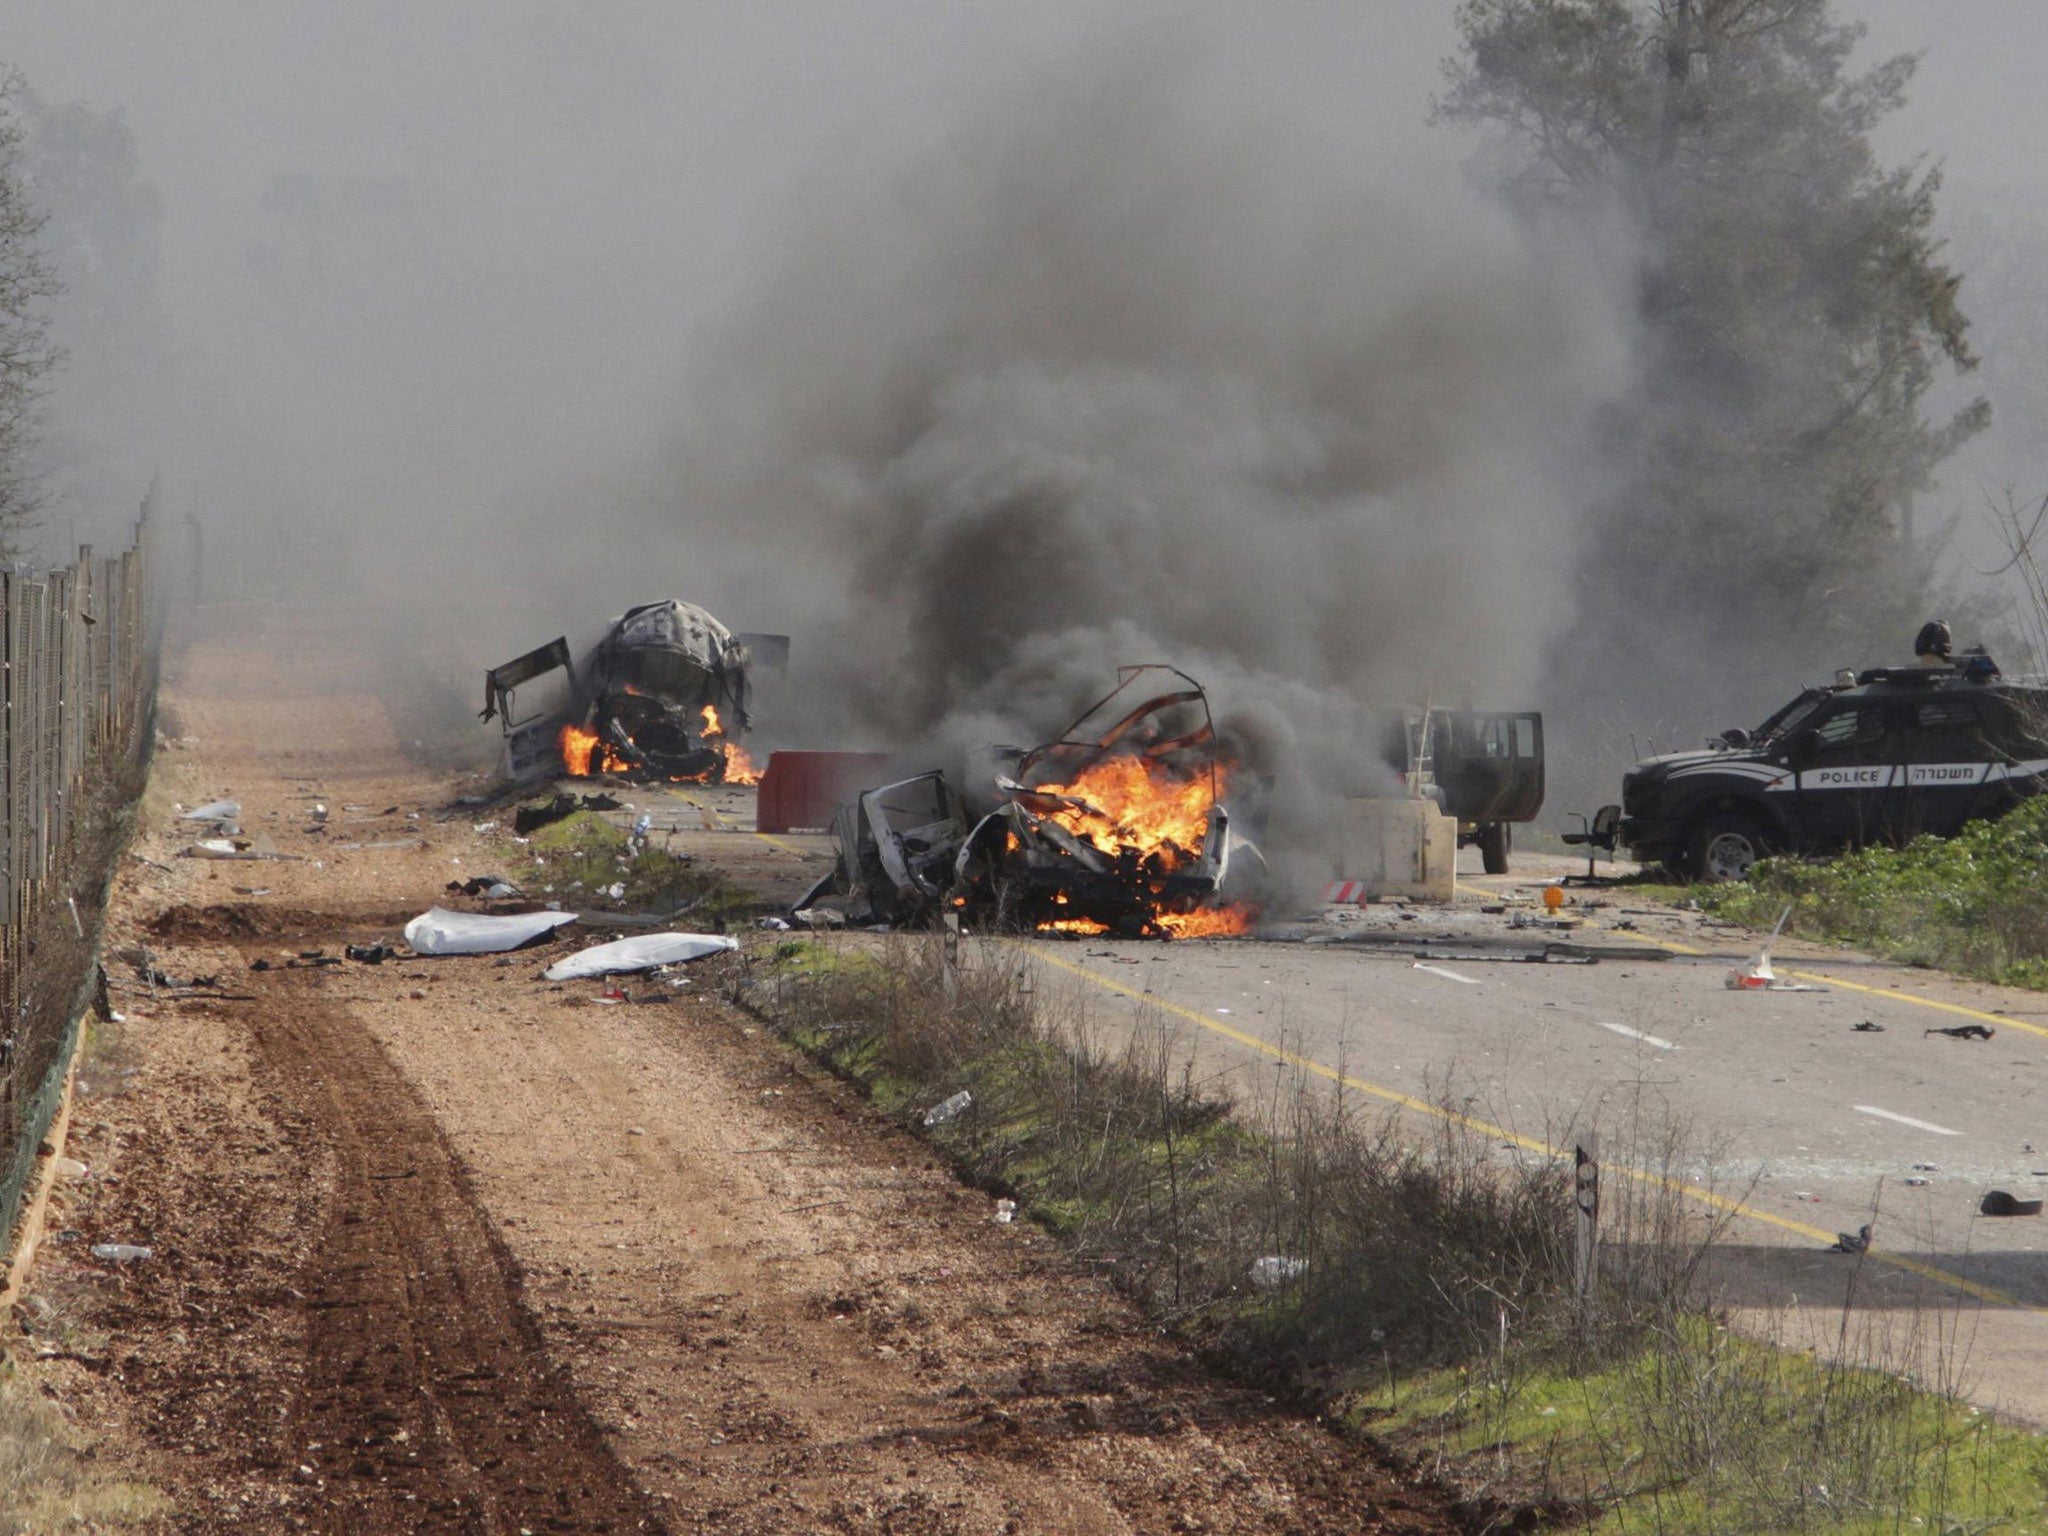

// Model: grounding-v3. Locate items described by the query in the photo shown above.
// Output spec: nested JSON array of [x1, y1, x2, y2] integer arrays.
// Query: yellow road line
[[1027, 945, 2047, 1317], [668, 789, 809, 857], [1592, 925, 2048, 1040], [1779, 969, 2048, 1040]]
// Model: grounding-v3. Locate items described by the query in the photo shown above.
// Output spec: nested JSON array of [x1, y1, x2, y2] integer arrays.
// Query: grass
[[513, 809, 754, 927], [1699, 798, 2048, 989], [0, 1370, 164, 1534], [1356, 1314, 2048, 1534], [751, 932, 2048, 1534]]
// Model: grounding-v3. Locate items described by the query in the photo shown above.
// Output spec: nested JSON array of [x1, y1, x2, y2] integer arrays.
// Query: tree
[[1440, 1, 1987, 727], [18, 85, 167, 557], [0, 67, 58, 548]]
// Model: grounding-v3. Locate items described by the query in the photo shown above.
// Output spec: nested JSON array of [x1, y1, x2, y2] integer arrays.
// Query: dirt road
[[14, 603, 1460, 1532]]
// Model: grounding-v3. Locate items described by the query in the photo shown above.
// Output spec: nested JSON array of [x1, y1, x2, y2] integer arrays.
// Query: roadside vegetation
[[512, 808, 755, 927], [0, 1373, 163, 1535], [752, 934, 2048, 1533], [1700, 797, 2048, 990]]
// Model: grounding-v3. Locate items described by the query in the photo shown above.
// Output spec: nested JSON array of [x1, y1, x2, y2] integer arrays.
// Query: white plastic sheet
[[180, 799, 241, 821], [542, 932, 737, 980], [403, 906, 578, 956]]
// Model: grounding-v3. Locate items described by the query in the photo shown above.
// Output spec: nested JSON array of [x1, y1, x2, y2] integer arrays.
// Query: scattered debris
[[512, 792, 621, 835], [539, 932, 737, 981], [181, 830, 300, 861], [1247, 1255, 1308, 1291], [1852, 1021, 1885, 1033], [345, 943, 398, 965], [403, 907, 579, 956], [1979, 1191, 2044, 1217], [993, 1199, 1017, 1224], [90, 1243, 154, 1263], [1926, 1024, 1994, 1042], [450, 874, 523, 899], [922, 1091, 974, 1127]]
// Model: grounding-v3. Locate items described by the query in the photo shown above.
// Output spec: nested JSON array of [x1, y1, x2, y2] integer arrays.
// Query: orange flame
[[560, 722, 631, 777], [1156, 905, 1257, 938], [1020, 752, 1255, 938], [1031, 754, 1218, 870], [700, 704, 763, 786]]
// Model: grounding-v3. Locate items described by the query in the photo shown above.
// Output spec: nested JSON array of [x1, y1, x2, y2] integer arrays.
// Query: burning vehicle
[[482, 600, 773, 786], [794, 666, 1250, 938]]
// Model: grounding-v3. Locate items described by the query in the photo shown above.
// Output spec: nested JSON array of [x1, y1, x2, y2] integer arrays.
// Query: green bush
[[1703, 797, 2048, 987]]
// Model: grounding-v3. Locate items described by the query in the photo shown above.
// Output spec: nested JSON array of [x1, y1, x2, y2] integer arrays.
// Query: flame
[[560, 722, 631, 777], [1040, 916, 1112, 935], [1156, 905, 1257, 938], [1030, 754, 1218, 870], [699, 704, 763, 785], [1019, 751, 1255, 938]]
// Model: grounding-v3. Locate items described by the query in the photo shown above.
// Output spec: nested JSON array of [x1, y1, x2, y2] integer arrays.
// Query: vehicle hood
[[1624, 746, 1776, 782]]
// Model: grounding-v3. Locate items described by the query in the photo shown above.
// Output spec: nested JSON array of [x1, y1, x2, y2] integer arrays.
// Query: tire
[[1688, 812, 1769, 883], [1477, 821, 1511, 875]]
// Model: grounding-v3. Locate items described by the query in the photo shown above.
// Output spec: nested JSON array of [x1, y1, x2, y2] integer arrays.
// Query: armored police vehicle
[[1607, 654, 2048, 881]]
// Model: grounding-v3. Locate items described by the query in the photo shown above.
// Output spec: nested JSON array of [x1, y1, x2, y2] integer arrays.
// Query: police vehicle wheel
[[1690, 814, 1767, 883], [1478, 821, 1511, 875]]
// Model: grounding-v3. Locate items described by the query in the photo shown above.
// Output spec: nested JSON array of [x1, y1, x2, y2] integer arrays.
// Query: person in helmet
[[1913, 619, 1953, 667]]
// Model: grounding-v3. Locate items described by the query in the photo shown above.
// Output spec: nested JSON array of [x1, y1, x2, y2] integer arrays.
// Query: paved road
[[1012, 852, 2048, 1424]]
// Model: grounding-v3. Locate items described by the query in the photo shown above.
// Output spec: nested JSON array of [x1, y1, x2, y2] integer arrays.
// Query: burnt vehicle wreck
[[482, 600, 777, 785], [795, 667, 1243, 938]]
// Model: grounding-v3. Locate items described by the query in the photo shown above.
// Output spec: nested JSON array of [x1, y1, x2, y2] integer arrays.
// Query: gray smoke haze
[[666, 44, 1631, 858], [11, 2, 2048, 840]]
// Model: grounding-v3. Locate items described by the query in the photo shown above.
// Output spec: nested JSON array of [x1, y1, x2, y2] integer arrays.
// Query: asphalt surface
[[1016, 851, 2048, 1425]]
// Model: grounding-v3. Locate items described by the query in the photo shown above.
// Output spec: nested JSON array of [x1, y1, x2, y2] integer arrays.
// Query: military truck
[[1388, 708, 1546, 874]]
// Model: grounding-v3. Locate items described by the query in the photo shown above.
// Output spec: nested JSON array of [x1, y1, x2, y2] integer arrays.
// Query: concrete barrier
[[1336, 797, 1457, 902]]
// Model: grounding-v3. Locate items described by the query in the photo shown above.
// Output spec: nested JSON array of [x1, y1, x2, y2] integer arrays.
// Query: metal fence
[[0, 515, 153, 1255]]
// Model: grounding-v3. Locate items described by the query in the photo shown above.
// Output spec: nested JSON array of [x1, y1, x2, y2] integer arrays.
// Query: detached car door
[[1791, 699, 1897, 849]]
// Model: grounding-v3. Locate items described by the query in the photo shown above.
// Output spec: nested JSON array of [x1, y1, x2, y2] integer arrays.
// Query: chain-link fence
[[0, 513, 153, 1255]]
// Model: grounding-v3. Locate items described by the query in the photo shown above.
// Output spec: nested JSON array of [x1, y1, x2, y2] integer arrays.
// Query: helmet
[[1913, 619, 1953, 660]]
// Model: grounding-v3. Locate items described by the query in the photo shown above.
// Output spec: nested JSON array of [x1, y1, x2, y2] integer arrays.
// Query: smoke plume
[[668, 46, 1631, 865]]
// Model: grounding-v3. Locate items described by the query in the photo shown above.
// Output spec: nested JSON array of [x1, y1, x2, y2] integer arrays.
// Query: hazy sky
[[8, 2, 2046, 728]]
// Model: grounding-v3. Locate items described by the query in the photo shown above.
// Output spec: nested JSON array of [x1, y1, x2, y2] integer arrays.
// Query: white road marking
[[1854, 1105, 1962, 1136], [1412, 963, 1480, 986], [1596, 1021, 1677, 1050]]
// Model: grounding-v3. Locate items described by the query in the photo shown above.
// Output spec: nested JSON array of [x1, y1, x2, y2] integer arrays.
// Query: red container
[[756, 751, 894, 834]]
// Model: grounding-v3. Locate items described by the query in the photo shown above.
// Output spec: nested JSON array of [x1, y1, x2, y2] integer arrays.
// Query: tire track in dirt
[[245, 977, 664, 1534]]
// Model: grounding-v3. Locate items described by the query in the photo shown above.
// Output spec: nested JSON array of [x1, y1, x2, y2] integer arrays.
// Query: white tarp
[[403, 906, 578, 956], [180, 799, 241, 820], [542, 932, 737, 980]]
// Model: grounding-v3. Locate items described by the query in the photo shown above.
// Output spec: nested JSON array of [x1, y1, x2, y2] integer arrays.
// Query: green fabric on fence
[[0, 1012, 78, 1262]]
